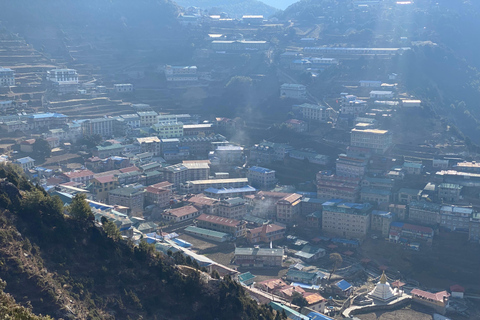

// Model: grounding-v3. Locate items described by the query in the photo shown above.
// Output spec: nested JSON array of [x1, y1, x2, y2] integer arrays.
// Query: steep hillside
[[0, 164, 284, 320]]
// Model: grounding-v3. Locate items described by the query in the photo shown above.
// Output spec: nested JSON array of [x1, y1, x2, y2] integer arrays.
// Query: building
[[81, 118, 116, 137], [183, 123, 213, 136], [402, 99, 422, 108], [336, 154, 368, 178], [62, 169, 94, 184], [284, 119, 307, 132], [242, 15, 264, 24], [13, 157, 35, 171], [411, 289, 450, 315], [0, 67, 15, 86], [196, 214, 246, 237], [114, 84, 133, 92], [469, 212, 480, 244], [301, 198, 324, 216], [217, 198, 247, 220], [286, 270, 323, 285], [298, 103, 331, 122], [370, 91, 394, 99], [182, 160, 211, 181], [316, 172, 360, 202], [322, 199, 372, 238], [276, 193, 302, 224], [450, 284, 465, 299], [370, 210, 393, 237], [439, 205, 472, 231], [360, 188, 391, 204], [247, 166, 276, 189], [184, 226, 229, 242], [280, 83, 307, 100], [204, 186, 257, 199], [188, 194, 219, 215], [145, 182, 173, 208], [360, 80, 382, 87], [247, 223, 286, 244], [209, 145, 244, 165], [389, 222, 434, 245], [91, 175, 119, 202], [397, 188, 422, 204], [403, 161, 423, 175], [294, 245, 326, 262], [94, 144, 125, 158], [303, 293, 327, 314], [47, 68, 78, 93], [408, 201, 441, 226], [303, 47, 409, 57], [135, 137, 162, 156], [437, 183, 462, 203], [119, 114, 141, 128], [137, 111, 158, 127], [25, 113, 68, 129], [164, 65, 198, 82], [453, 161, 480, 173], [256, 278, 288, 293], [161, 163, 188, 189], [108, 186, 145, 216], [350, 128, 392, 154], [162, 205, 200, 222], [388, 204, 407, 221], [152, 121, 184, 138], [234, 247, 284, 267], [211, 40, 269, 52], [182, 178, 249, 194], [340, 94, 367, 116], [368, 272, 398, 302]]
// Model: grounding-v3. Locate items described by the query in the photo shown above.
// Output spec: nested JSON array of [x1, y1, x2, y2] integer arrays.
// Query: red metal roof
[[411, 289, 450, 302], [197, 214, 242, 227]]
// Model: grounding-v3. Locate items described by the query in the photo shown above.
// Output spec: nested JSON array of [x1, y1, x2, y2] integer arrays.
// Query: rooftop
[[197, 214, 243, 227], [164, 205, 198, 218], [235, 247, 284, 257], [248, 166, 275, 174]]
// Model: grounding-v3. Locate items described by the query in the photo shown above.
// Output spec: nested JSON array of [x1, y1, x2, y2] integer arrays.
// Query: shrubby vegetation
[[0, 164, 285, 319]]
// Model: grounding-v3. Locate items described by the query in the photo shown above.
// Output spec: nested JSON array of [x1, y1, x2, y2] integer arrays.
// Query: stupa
[[368, 271, 398, 302]]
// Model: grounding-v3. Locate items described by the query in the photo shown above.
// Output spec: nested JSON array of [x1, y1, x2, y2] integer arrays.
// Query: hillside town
[[1, 1, 480, 320]]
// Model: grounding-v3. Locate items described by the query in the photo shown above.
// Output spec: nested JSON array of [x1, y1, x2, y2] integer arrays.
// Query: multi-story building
[[250, 141, 292, 164], [25, 113, 68, 130], [209, 145, 244, 165], [62, 169, 94, 184], [322, 199, 373, 239], [211, 40, 269, 51], [164, 65, 198, 81], [300, 197, 324, 216], [370, 90, 394, 100], [108, 186, 145, 216], [276, 193, 302, 224], [217, 198, 247, 220], [397, 188, 423, 204], [138, 111, 158, 127], [183, 123, 214, 136], [0, 67, 15, 86], [203, 186, 257, 199], [179, 134, 227, 156], [298, 103, 331, 122], [316, 171, 361, 202], [81, 117, 116, 137], [340, 94, 367, 116], [408, 201, 442, 226], [91, 175, 119, 202], [187, 194, 219, 215], [370, 210, 393, 237], [437, 183, 462, 203], [439, 205, 473, 231], [119, 114, 141, 128], [181, 178, 249, 194], [469, 212, 480, 244], [247, 223, 286, 244], [196, 214, 246, 237], [247, 166, 276, 189], [234, 247, 284, 267], [360, 188, 391, 204], [94, 144, 125, 158], [411, 289, 450, 315], [114, 84, 133, 92], [388, 204, 407, 221], [280, 83, 307, 100], [145, 181, 173, 208], [47, 68, 79, 93], [182, 160, 211, 181], [13, 157, 35, 171], [135, 137, 162, 156], [336, 154, 368, 178], [350, 128, 392, 154], [152, 121, 184, 138], [161, 163, 188, 189], [162, 205, 200, 222], [389, 222, 434, 245]]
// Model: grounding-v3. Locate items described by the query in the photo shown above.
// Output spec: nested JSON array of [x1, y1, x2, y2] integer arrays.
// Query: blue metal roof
[[390, 221, 404, 228], [204, 185, 256, 194], [307, 312, 334, 320], [249, 166, 274, 174], [335, 279, 352, 291], [27, 113, 67, 119], [15, 157, 35, 164]]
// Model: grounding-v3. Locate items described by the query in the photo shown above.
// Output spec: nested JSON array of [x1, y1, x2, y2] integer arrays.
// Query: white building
[[370, 90, 394, 99], [299, 103, 331, 122], [0, 67, 15, 87], [351, 128, 392, 154], [247, 166, 276, 189], [0, 100, 14, 111], [114, 84, 133, 93], [14, 157, 35, 171], [152, 121, 184, 138], [280, 84, 307, 100], [138, 111, 158, 127], [402, 99, 421, 108], [165, 65, 198, 82], [47, 68, 78, 84], [341, 94, 368, 115], [360, 80, 382, 87], [81, 118, 116, 137]]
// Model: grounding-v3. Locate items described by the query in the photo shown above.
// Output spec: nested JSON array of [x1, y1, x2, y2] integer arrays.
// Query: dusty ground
[[177, 232, 289, 282], [354, 308, 433, 320]]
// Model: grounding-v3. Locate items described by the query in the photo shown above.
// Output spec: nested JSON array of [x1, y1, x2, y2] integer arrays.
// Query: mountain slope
[[0, 164, 284, 320], [175, 0, 279, 18]]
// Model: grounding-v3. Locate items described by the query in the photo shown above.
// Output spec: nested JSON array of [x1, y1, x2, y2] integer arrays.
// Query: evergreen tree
[[67, 193, 93, 222]]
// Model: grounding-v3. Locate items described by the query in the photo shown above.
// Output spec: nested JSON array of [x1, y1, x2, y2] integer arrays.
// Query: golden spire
[[380, 271, 387, 284]]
